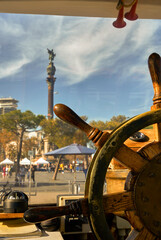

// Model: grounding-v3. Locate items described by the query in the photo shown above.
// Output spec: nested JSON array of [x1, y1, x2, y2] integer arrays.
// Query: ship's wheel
[[87, 112, 161, 240], [24, 53, 161, 240]]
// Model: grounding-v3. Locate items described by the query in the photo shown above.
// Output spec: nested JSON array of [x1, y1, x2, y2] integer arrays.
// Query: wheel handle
[[54, 103, 110, 148]]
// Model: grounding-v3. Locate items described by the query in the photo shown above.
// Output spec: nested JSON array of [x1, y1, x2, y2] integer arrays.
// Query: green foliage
[[89, 120, 107, 131], [40, 114, 127, 149], [110, 115, 127, 123], [0, 110, 45, 180], [22, 136, 38, 158], [7, 144, 17, 161], [0, 110, 45, 135], [0, 129, 17, 161], [89, 115, 128, 130], [40, 117, 88, 148], [74, 129, 88, 146], [106, 121, 120, 130]]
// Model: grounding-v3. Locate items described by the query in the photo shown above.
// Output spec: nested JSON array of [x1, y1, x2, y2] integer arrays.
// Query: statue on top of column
[[47, 49, 56, 62], [47, 49, 56, 76]]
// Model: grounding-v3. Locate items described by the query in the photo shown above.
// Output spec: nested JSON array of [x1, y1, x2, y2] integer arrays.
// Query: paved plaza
[[0, 171, 86, 204]]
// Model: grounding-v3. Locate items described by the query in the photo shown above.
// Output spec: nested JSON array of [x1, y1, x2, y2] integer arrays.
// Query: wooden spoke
[[138, 142, 161, 161], [126, 211, 144, 232], [126, 228, 157, 240], [134, 228, 156, 240], [103, 191, 134, 214], [82, 191, 134, 217], [114, 144, 148, 173], [126, 229, 139, 240]]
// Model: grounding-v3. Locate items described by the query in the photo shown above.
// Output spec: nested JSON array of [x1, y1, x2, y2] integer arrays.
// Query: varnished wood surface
[[103, 191, 134, 214], [54, 104, 110, 148], [135, 228, 156, 240], [126, 211, 144, 232], [149, 53, 161, 142], [148, 53, 161, 106], [125, 129, 156, 151], [110, 129, 155, 170], [125, 142, 161, 238], [138, 141, 161, 160], [0, 212, 24, 219], [115, 144, 147, 173]]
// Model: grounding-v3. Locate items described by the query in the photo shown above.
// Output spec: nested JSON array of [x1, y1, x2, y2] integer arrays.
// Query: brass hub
[[134, 153, 161, 236]]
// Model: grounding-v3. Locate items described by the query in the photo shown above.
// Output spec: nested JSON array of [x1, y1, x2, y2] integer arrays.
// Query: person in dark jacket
[[31, 165, 35, 184]]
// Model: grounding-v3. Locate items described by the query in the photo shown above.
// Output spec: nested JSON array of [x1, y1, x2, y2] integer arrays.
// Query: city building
[[0, 97, 18, 115]]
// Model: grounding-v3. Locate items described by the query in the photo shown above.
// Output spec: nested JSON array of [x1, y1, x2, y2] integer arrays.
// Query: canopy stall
[[34, 158, 49, 165], [0, 158, 14, 165], [45, 143, 95, 156], [20, 158, 31, 165], [44, 143, 95, 180]]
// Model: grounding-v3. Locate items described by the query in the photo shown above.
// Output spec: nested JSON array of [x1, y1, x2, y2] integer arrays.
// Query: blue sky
[[0, 13, 161, 122]]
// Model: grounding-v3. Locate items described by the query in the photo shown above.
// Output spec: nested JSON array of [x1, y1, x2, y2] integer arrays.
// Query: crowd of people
[[2, 165, 13, 178], [18, 165, 36, 186], [0, 159, 89, 184], [58, 160, 89, 178], [1, 165, 36, 186]]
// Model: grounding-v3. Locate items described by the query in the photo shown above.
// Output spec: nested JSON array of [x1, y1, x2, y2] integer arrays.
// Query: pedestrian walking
[[8, 165, 11, 177], [83, 159, 88, 178], [31, 165, 35, 184], [69, 164, 73, 172], [19, 166, 26, 186], [5, 165, 9, 177], [2, 166, 6, 179]]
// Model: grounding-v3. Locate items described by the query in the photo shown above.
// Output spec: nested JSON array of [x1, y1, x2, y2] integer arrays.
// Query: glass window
[[0, 12, 160, 206]]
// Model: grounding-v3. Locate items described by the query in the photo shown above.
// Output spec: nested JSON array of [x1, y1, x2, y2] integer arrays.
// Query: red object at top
[[113, 6, 126, 28], [125, 0, 138, 21]]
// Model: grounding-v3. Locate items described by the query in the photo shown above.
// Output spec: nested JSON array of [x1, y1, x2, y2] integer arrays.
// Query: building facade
[[0, 97, 18, 115]]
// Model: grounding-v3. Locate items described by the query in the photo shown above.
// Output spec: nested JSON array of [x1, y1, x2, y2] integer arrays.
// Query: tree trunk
[[52, 156, 62, 180], [15, 130, 24, 183]]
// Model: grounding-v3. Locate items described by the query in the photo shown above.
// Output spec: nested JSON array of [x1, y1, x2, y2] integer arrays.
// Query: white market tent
[[20, 158, 31, 165], [0, 158, 14, 165], [34, 158, 49, 165]]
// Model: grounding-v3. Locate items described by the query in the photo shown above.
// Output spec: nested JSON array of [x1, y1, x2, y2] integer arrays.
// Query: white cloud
[[0, 57, 30, 79], [0, 16, 24, 36], [0, 14, 161, 87], [55, 18, 131, 85], [130, 20, 159, 49], [54, 18, 161, 86]]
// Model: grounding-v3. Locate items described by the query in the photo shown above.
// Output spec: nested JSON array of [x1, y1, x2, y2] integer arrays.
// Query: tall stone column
[[46, 49, 56, 119]]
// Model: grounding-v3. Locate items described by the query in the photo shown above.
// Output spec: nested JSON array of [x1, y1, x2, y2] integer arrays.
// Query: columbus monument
[[46, 48, 56, 119]]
